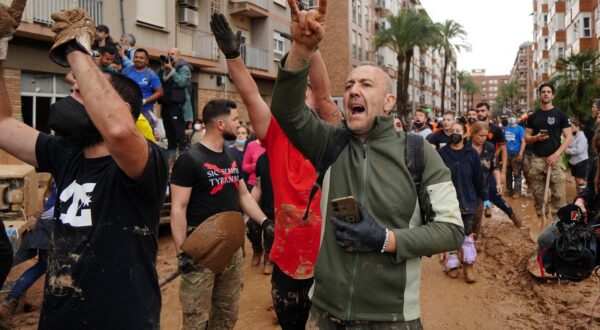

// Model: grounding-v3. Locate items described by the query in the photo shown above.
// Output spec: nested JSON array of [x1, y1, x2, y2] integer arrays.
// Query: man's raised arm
[[309, 50, 341, 124], [210, 13, 271, 140], [50, 9, 148, 180], [0, 0, 40, 167]]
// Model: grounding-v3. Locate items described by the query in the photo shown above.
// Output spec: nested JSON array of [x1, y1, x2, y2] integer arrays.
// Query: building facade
[[462, 69, 510, 111], [510, 42, 535, 113]]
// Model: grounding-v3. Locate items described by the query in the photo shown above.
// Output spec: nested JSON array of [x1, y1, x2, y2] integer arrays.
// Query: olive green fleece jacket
[[270, 55, 464, 322]]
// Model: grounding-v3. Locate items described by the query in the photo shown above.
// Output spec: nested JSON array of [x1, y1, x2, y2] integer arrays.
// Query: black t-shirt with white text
[[170, 143, 241, 227], [526, 108, 571, 157], [427, 130, 452, 149], [255, 153, 274, 219], [35, 133, 168, 329]]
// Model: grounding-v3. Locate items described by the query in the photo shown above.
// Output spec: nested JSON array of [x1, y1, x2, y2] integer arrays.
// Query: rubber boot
[[0, 296, 18, 329], [463, 264, 476, 283], [509, 212, 522, 228]]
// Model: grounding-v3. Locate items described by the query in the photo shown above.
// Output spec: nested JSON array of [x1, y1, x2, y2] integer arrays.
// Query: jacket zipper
[[346, 142, 369, 320]]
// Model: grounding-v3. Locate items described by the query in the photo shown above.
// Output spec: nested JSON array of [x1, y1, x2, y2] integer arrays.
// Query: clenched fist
[[49, 8, 95, 67]]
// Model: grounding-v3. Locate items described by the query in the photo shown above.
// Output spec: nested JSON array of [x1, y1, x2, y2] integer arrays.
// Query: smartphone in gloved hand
[[331, 196, 360, 223]]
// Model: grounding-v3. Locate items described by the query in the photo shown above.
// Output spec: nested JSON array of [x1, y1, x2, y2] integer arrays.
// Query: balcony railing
[[177, 26, 220, 61], [230, 0, 268, 9], [8, 0, 104, 26], [241, 44, 268, 71]]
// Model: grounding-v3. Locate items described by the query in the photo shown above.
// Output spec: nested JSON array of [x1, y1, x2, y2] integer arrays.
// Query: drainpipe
[[120, 0, 126, 35]]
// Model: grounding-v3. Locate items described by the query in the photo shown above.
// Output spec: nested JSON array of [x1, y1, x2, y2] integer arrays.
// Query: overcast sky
[[419, 0, 533, 76]]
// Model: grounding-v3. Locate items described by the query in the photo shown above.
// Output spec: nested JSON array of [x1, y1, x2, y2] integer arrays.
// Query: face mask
[[467, 118, 477, 124], [48, 96, 103, 148], [194, 124, 202, 131], [235, 138, 247, 145], [414, 121, 424, 128], [450, 133, 463, 145], [508, 118, 517, 125]]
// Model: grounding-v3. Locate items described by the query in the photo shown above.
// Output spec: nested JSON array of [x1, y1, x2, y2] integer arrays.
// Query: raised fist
[[0, 0, 27, 61], [49, 8, 95, 67]]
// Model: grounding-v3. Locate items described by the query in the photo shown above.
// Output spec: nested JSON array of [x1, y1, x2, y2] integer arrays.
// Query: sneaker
[[263, 260, 273, 275], [444, 268, 458, 279], [484, 207, 492, 217], [251, 253, 261, 267], [463, 264, 476, 283], [509, 212, 522, 228]]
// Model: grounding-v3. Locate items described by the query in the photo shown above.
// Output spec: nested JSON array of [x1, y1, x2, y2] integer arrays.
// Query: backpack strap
[[405, 132, 425, 192], [302, 129, 350, 220]]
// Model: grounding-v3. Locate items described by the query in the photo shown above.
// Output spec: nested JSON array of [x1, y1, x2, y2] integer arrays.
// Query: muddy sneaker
[[263, 260, 273, 275], [251, 253, 261, 267], [509, 212, 522, 228], [484, 207, 492, 217], [0, 296, 18, 325], [463, 264, 476, 283], [446, 268, 459, 279]]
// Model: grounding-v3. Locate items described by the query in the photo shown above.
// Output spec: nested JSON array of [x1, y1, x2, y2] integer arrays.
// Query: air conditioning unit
[[178, 0, 198, 9], [179, 7, 199, 27]]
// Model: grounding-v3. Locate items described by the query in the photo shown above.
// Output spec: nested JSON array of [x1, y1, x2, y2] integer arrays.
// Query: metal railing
[[177, 26, 220, 61], [10, 0, 103, 26], [78, 0, 103, 24], [230, 0, 268, 10], [241, 44, 268, 71]]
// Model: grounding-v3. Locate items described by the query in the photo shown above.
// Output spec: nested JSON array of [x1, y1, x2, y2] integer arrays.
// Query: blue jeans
[[8, 251, 47, 300], [489, 179, 513, 217]]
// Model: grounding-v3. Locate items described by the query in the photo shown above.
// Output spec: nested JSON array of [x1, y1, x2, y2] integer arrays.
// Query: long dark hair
[[593, 127, 600, 193]]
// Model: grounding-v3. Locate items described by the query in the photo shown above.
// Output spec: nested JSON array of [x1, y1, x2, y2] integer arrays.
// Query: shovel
[[540, 164, 552, 230]]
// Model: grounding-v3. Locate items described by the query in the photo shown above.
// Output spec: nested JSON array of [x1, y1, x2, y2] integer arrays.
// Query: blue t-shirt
[[122, 67, 162, 112], [504, 125, 525, 156]]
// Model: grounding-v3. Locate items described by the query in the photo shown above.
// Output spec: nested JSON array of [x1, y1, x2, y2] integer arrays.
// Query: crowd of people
[[0, 1, 598, 329]]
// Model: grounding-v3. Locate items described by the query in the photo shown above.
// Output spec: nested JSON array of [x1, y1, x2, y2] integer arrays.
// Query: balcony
[[229, 0, 268, 18], [176, 26, 220, 61], [7, 0, 104, 26], [241, 44, 269, 71]]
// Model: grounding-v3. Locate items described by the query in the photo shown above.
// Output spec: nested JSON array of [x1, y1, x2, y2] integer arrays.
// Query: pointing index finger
[[317, 0, 327, 16], [287, 0, 300, 21]]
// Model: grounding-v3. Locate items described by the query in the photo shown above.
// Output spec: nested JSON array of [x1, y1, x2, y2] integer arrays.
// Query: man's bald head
[[168, 48, 181, 62]]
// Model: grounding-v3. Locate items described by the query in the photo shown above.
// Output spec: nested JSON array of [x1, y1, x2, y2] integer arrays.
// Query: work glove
[[177, 252, 196, 274], [0, 0, 27, 61], [210, 12, 241, 60], [331, 203, 387, 252], [483, 200, 491, 209], [261, 218, 275, 237], [49, 8, 95, 67]]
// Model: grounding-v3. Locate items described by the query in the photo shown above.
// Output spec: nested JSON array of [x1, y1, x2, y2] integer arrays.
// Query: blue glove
[[483, 200, 491, 208], [331, 203, 386, 252]]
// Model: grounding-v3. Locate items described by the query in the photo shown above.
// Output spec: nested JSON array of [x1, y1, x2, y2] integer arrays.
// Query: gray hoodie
[[566, 131, 588, 165]]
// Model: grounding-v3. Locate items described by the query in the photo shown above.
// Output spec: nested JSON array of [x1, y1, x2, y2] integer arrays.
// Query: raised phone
[[330, 196, 360, 223]]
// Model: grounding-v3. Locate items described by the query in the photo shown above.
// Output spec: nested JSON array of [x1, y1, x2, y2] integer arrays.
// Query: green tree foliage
[[498, 79, 523, 111], [435, 20, 470, 113], [550, 50, 600, 120]]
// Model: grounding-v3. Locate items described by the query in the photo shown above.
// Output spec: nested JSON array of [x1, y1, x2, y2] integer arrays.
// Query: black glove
[[210, 12, 241, 60], [261, 218, 275, 237], [177, 252, 196, 274], [331, 203, 387, 252]]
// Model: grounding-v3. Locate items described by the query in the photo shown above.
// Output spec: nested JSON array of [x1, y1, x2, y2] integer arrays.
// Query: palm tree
[[459, 72, 479, 111], [498, 79, 522, 111], [551, 50, 600, 120], [375, 8, 439, 120], [435, 20, 470, 113], [457, 70, 470, 114]]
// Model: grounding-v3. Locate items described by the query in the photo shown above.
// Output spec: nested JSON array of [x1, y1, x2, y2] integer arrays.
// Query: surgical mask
[[194, 124, 202, 131], [508, 118, 517, 125], [235, 138, 247, 145], [48, 96, 103, 148], [468, 118, 477, 124], [450, 133, 463, 145]]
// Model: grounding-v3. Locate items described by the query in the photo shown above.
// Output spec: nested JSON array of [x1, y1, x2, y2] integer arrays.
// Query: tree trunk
[[396, 52, 406, 118], [401, 49, 413, 120], [441, 54, 449, 113]]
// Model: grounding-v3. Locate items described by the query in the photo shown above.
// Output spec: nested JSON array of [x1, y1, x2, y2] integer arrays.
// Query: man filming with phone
[[525, 82, 572, 218], [157, 47, 193, 161]]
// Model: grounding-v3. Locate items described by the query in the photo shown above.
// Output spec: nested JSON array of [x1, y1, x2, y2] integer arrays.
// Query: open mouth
[[351, 105, 365, 115]]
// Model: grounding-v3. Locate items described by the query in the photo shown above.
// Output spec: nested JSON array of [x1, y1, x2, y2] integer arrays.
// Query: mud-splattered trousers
[[306, 305, 423, 330], [0, 221, 13, 288], [271, 263, 313, 330], [179, 249, 243, 330], [527, 154, 566, 216]]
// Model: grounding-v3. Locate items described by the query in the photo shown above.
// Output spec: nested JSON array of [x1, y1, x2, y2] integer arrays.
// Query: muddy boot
[[509, 212, 522, 228], [263, 260, 273, 275], [463, 264, 476, 283], [446, 268, 459, 279], [0, 296, 18, 329], [251, 252, 261, 267], [484, 207, 492, 217]]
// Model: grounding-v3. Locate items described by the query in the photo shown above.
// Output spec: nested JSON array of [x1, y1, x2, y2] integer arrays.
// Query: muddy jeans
[[271, 264, 313, 330], [506, 154, 523, 194], [306, 305, 423, 330], [527, 154, 566, 216], [180, 249, 243, 330]]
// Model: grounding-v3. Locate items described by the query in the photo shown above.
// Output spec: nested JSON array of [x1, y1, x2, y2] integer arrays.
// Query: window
[[357, 0, 362, 27], [543, 14, 548, 27], [365, 6, 370, 32], [21, 72, 71, 133], [583, 16, 591, 37], [352, 0, 356, 23], [137, 0, 166, 27], [558, 46, 564, 59], [358, 33, 363, 60], [273, 31, 285, 60], [352, 30, 357, 58], [273, 0, 286, 7]]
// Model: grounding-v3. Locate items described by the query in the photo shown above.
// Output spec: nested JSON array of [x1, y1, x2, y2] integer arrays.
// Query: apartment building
[[463, 69, 510, 111], [532, 0, 598, 101], [510, 42, 535, 113], [0, 0, 291, 163], [319, 0, 458, 116]]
